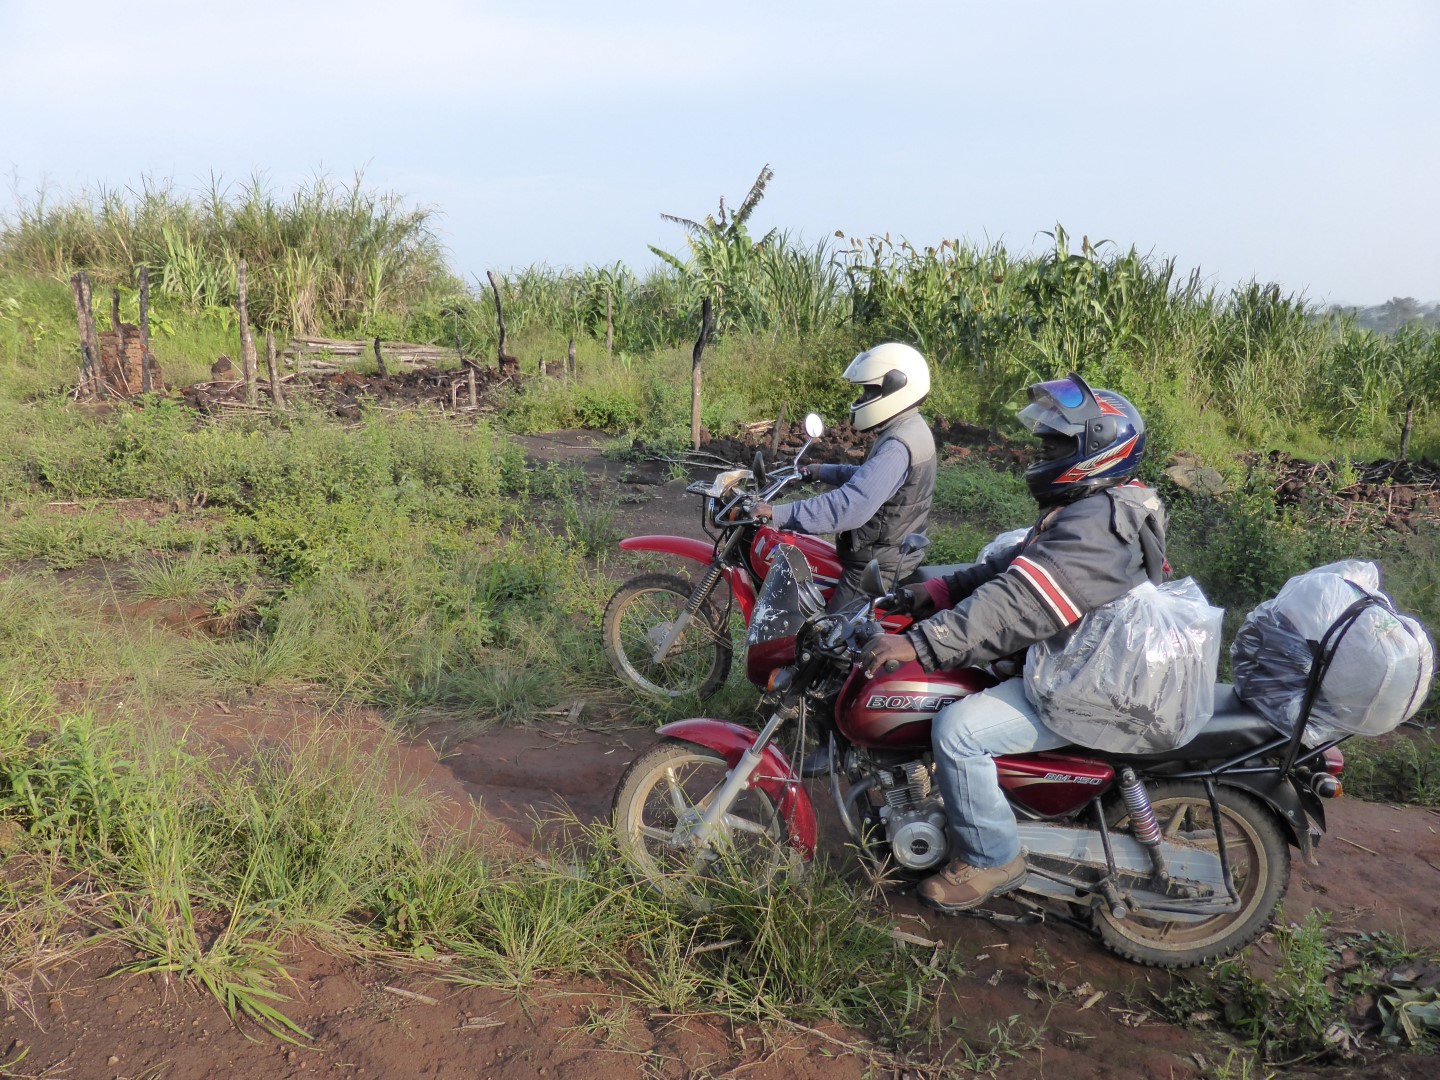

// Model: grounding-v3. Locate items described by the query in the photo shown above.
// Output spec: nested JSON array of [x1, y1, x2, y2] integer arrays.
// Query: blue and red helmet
[[1019, 373, 1145, 506]]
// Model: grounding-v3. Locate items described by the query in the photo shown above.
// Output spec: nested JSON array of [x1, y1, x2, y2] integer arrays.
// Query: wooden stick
[[382, 986, 439, 1006], [139, 266, 153, 393], [690, 297, 713, 450], [236, 259, 258, 406], [567, 336, 576, 380], [1337, 836, 1380, 856], [110, 288, 121, 332], [265, 329, 285, 410], [373, 337, 388, 378]]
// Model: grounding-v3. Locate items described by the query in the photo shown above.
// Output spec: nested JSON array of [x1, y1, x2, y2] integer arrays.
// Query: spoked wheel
[[602, 573, 733, 699], [1097, 781, 1289, 968], [611, 740, 804, 894]]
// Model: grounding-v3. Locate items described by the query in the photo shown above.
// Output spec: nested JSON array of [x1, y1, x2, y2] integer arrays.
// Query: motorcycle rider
[[859, 373, 1167, 913], [751, 342, 936, 615]]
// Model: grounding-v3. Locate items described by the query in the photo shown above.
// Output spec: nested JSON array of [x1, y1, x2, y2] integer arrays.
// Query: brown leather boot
[[918, 854, 1027, 913]]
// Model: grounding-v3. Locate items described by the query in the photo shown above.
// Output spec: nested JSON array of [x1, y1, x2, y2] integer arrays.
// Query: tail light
[[1321, 746, 1345, 776]]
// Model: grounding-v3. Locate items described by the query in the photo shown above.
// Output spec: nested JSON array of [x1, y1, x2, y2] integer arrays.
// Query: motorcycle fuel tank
[[836, 662, 998, 751], [751, 528, 842, 588]]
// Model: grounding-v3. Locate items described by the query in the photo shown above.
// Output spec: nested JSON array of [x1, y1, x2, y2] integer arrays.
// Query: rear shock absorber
[[1118, 768, 1168, 882]]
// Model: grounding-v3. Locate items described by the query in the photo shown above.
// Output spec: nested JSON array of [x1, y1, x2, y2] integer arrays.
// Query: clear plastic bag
[[1024, 578, 1224, 753], [979, 527, 1031, 563], [1230, 561, 1434, 746]]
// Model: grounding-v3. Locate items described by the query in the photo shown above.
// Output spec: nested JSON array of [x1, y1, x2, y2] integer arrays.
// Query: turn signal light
[[1312, 773, 1343, 799], [767, 666, 794, 693]]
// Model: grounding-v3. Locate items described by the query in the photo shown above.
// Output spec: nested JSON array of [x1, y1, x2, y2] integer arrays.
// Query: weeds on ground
[[1161, 911, 1440, 1063]]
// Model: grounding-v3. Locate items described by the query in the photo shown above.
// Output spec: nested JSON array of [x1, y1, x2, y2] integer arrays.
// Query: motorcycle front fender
[[618, 536, 757, 622], [620, 535, 715, 565], [655, 719, 818, 857]]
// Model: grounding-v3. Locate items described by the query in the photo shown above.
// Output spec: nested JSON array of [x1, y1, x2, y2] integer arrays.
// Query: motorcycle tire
[[602, 573, 733, 699], [611, 739, 804, 895], [1096, 781, 1289, 969]]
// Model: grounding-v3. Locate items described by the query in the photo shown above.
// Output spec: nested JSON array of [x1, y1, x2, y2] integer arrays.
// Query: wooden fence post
[[266, 329, 285, 411], [69, 272, 100, 398], [567, 336, 577, 380], [486, 269, 518, 381], [236, 259, 258, 406], [691, 297, 713, 450], [373, 337, 388, 378], [111, 288, 133, 394], [605, 290, 613, 358], [769, 403, 789, 457], [139, 267, 153, 393]]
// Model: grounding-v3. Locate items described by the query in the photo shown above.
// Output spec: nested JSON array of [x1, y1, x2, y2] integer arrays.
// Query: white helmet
[[842, 342, 931, 431]]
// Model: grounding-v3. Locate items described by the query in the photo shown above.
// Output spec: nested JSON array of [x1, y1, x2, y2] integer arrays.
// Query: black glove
[[878, 589, 916, 616], [879, 583, 934, 619]]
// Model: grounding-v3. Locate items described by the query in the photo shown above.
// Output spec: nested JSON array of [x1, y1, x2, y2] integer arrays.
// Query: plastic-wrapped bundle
[[1024, 579, 1224, 753], [1230, 561, 1434, 746], [979, 527, 1031, 563]]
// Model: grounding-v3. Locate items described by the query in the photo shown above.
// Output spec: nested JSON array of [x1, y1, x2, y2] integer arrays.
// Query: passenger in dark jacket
[[860, 374, 1166, 912]]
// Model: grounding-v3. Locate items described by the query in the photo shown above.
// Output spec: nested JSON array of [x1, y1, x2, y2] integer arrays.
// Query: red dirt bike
[[611, 539, 1352, 968], [602, 413, 927, 699]]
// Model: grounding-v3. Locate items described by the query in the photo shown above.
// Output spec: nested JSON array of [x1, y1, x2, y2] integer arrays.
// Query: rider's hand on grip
[[860, 634, 918, 679], [719, 498, 771, 525]]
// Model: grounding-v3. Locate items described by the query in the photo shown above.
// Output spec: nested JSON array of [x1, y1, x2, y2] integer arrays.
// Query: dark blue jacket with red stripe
[[906, 483, 1168, 673]]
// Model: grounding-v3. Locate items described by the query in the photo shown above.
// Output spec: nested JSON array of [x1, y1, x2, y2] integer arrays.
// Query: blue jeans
[[931, 678, 1068, 868]]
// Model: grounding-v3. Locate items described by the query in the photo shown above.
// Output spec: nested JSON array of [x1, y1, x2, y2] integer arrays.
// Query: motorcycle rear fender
[[617, 536, 757, 621], [1217, 773, 1323, 859], [655, 719, 817, 858]]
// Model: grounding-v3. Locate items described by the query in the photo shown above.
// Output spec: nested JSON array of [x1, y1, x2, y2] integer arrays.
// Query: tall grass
[[6, 169, 1440, 456], [0, 172, 451, 334]]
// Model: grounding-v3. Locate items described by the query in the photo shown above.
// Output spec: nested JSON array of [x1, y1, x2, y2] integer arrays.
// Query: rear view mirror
[[860, 559, 886, 598], [900, 533, 932, 557], [752, 450, 768, 488], [803, 413, 824, 439]]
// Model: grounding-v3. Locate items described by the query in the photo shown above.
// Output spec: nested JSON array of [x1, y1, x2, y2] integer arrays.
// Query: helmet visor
[[1018, 401, 1083, 437], [853, 384, 884, 406], [1030, 377, 1087, 410]]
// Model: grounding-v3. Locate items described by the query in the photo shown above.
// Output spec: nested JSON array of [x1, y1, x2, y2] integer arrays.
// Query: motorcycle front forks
[[686, 707, 791, 850], [648, 561, 725, 663], [649, 530, 744, 663]]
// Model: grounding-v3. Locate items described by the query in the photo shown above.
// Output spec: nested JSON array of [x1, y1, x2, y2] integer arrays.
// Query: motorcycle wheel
[[602, 573, 733, 699], [1096, 781, 1289, 969], [611, 739, 803, 894]]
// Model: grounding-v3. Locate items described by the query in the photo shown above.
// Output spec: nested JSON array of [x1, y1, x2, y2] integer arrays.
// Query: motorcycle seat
[[1115, 684, 1283, 764], [903, 562, 976, 584]]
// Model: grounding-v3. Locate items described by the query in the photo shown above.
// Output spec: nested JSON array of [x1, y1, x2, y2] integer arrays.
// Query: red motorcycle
[[611, 540, 1350, 968], [603, 412, 923, 699]]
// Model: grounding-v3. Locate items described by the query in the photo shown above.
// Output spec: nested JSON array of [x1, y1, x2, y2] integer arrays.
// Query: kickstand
[[961, 901, 1043, 926]]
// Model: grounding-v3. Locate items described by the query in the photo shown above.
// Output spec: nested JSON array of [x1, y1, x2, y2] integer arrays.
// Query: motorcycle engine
[[876, 761, 950, 871]]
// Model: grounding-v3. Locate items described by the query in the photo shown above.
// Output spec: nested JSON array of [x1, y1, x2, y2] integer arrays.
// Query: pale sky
[[2, 0, 1436, 304]]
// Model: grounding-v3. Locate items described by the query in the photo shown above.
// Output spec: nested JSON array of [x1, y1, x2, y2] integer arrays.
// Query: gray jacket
[[907, 483, 1167, 672], [836, 409, 936, 573]]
